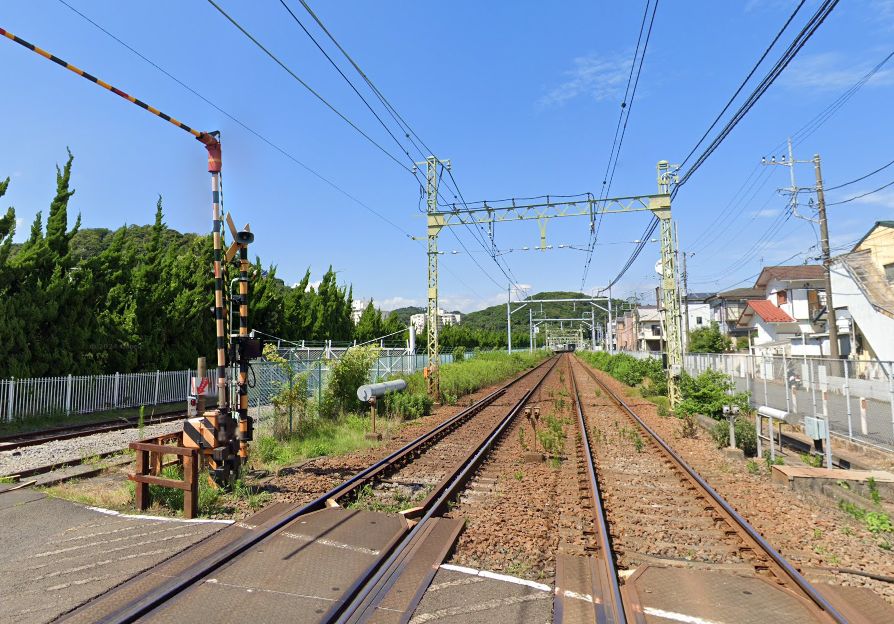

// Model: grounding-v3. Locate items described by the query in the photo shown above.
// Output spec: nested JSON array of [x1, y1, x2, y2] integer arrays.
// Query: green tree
[[687, 322, 731, 353], [354, 300, 383, 343]]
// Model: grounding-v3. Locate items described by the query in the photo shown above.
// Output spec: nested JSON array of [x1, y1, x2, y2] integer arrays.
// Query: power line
[[697, 205, 794, 281], [581, 0, 658, 291], [825, 157, 894, 191], [56, 0, 487, 299], [686, 163, 766, 250], [606, 0, 840, 291], [691, 167, 776, 256], [827, 177, 894, 206], [285, 0, 525, 294], [55, 0, 412, 239], [686, 48, 893, 264], [275, 0, 423, 173], [678, 0, 806, 169], [205, 0, 414, 173], [791, 50, 894, 147], [705, 245, 816, 292], [294, 0, 435, 162], [678, 0, 840, 190]]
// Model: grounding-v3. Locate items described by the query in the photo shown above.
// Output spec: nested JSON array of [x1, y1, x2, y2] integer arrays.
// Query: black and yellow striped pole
[[238, 242, 251, 459], [0, 26, 242, 482], [0, 27, 212, 145], [0, 29, 229, 382]]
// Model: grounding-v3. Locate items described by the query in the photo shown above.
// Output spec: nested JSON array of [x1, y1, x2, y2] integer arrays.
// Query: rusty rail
[[91, 356, 557, 623], [569, 357, 627, 624], [573, 356, 850, 624], [331, 356, 561, 623]]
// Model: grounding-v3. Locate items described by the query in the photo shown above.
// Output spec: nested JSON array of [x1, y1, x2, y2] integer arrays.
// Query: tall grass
[[385, 350, 550, 412], [252, 414, 375, 470]]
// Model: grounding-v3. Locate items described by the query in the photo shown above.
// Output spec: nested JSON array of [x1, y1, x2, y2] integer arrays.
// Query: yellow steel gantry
[[422, 159, 683, 405]]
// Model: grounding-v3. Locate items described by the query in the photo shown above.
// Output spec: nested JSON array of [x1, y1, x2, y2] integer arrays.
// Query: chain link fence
[[247, 352, 458, 435]]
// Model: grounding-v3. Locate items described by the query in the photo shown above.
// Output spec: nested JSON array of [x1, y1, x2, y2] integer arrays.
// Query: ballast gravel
[[0, 421, 183, 476]]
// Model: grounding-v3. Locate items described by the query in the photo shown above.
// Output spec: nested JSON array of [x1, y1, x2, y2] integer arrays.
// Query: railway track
[[0, 405, 190, 452], [61, 356, 559, 624], [57, 354, 888, 623], [569, 355, 861, 624]]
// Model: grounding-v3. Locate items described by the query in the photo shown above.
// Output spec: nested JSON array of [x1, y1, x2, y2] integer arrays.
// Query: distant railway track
[[0, 407, 189, 453], [570, 355, 854, 624]]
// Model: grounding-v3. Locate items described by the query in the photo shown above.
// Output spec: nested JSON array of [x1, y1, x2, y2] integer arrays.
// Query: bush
[[688, 322, 731, 353], [139, 465, 222, 516], [320, 345, 380, 418], [262, 344, 311, 439], [452, 346, 465, 362], [392, 350, 550, 401], [383, 391, 433, 420], [710, 416, 757, 456], [251, 414, 373, 470], [676, 370, 749, 419], [578, 351, 667, 396]]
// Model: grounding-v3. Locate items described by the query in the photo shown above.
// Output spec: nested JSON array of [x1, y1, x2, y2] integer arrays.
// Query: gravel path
[[0, 421, 183, 476]]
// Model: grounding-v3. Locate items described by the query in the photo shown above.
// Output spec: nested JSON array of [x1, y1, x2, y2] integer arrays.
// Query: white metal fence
[[0, 369, 217, 423], [685, 353, 894, 451], [0, 351, 458, 424]]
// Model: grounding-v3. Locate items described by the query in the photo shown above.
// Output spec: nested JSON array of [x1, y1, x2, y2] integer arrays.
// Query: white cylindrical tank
[[357, 379, 408, 402]]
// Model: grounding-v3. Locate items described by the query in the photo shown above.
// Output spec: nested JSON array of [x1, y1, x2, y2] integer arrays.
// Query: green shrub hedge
[[385, 350, 550, 418]]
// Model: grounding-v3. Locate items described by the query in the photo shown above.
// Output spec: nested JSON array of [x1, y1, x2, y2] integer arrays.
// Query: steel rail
[[82, 356, 557, 624], [569, 358, 627, 624], [0, 410, 190, 452], [574, 356, 847, 624], [331, 356, 561, 623]]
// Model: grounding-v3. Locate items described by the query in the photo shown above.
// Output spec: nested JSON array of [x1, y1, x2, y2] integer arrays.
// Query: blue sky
[[1, 0, 892, 312]]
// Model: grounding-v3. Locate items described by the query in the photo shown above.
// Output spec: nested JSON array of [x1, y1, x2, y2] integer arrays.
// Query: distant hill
[[387, 306, 425, 325]]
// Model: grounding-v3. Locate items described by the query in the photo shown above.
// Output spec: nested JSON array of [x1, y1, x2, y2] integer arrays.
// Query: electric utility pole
[[814, 154, 839, 360], [681, 249, 691, 351], [762, 139, 839, 359]]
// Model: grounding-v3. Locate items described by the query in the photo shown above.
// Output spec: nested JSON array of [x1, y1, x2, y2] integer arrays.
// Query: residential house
[[615, 312, 636, 351], [636, 306, 663, 352], [830, 221, 894, 362], [683, 293, 713, 333], [736, 265, 828, 355], [706, 287, 763, 335]]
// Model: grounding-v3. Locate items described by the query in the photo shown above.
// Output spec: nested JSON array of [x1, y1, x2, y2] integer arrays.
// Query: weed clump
[[709, 417, 757, 456]]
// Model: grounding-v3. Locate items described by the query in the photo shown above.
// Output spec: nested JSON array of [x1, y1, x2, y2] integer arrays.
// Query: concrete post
[[819, 365, 832, 468], [154, 370, 160, 406], [7, 378, 14, 422], [113, 371, 120, 408], [506, 285, 512, 354], [889, 370, 894, 444], [782, 354, 791, 414], [197, 357, 207, 414], [844, 359, 852, 440], [860, 397, 868, 435], [756, 409, 762, 460], [65, 374, 72, 416]]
